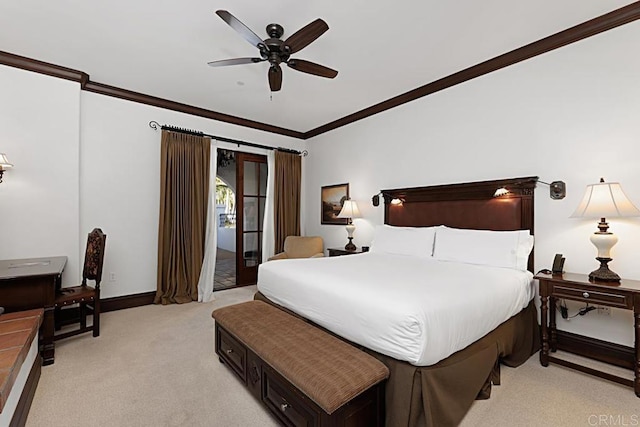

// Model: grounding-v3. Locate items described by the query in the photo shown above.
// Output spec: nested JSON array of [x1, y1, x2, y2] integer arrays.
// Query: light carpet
[[26, 286, 639, 426]]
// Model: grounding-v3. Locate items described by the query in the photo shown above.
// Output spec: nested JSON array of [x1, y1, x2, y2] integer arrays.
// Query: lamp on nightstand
[[571, 178, 640, 282], [336, 199, 361, 251]]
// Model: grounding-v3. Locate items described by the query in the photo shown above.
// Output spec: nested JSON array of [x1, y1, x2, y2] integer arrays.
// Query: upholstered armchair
[[268, 236, 324, 261]]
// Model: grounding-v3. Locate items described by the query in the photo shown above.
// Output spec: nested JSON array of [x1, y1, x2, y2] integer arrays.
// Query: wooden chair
[[54, 228, 107, 340]]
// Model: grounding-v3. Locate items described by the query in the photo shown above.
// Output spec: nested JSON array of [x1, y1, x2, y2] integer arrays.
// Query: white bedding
[[257, 252, 534, 366]]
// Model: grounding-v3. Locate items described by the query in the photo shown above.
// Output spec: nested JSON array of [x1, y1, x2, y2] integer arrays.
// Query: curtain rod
[[148, 121, 307, 156]]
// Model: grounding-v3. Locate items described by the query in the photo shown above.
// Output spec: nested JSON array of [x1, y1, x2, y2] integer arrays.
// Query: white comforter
[[257, 252, 534, 366]]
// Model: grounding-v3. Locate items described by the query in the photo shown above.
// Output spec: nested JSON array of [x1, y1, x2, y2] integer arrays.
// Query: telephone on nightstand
[[552, 254, 565, 274]]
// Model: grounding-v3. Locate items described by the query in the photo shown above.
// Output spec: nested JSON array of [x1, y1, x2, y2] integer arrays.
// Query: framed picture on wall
[[321, 183, 349, 225]]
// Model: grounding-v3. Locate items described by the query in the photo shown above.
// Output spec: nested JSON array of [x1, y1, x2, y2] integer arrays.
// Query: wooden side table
[[535, 272, 640, 397], [328, 248, 365, 257]]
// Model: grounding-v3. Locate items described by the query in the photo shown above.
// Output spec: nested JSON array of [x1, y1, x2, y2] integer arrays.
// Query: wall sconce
[[570, 178, 640, 282], [371, 191, 404, 206], [540, 180, 566, 200], [372, 191, 383, 206], [493, 179, 565, 199], [0, 153, 13, 183]]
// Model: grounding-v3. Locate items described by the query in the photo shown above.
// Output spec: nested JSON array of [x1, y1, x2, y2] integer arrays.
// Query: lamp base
[[588, 257, 621, 282], [344, 238, 356, 251]]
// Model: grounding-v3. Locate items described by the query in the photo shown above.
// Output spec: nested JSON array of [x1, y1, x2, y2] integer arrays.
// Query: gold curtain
[[274, 151, 301, 253], [155, 130, 211, 305]]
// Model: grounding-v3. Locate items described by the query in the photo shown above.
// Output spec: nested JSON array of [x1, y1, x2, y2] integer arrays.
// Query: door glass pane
[[244, 196, 259, 232], [259, 163, 268, 196], [243, 232, 259, 267], [259, 198, 266, 231], [244, 161, 259, 195]]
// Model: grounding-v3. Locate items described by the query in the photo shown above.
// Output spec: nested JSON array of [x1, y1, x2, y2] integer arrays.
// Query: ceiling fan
[[208, 10, 338, 92]]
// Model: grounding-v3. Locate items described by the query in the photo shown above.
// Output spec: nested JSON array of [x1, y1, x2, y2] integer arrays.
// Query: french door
[[235, 152, 268, 285]]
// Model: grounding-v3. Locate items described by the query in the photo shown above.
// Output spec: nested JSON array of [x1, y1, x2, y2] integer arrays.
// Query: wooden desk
[[0, 257, 67, 365]]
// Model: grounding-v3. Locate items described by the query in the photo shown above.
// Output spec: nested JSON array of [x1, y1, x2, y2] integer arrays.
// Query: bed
[[255, 176, 540, 427]]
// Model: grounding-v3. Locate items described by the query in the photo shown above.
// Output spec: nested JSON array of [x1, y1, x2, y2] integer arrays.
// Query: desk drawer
[[553, 285, 630, 308]]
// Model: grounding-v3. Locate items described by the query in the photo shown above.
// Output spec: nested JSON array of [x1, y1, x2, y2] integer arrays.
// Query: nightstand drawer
[[553, 285, 630, 308]]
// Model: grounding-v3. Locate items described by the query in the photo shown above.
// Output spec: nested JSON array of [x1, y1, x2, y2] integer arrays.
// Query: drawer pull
[[280, 402, 290, 412], [226, 349, 233, 354], [583, 292, 590, 298]]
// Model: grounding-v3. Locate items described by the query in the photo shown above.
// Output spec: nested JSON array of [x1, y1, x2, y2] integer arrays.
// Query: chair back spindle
[[82, 228, 107, 288]]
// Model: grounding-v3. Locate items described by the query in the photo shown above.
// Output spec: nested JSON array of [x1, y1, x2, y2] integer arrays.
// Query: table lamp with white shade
[[337, 199, 361, 251], [571, 178, 640, 282]]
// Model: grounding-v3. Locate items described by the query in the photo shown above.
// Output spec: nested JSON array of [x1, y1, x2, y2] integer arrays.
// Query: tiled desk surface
[[0, 309, 43, 413]]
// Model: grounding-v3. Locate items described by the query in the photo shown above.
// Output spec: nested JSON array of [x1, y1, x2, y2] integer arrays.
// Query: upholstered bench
[[212, 301, 389, 427]]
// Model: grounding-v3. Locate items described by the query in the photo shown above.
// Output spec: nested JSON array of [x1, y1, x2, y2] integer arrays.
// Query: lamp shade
[[0, 153, 13, 169], [337, 200, 361, 219], [493, 187, 510, 197], [570, 181, 640, 219]]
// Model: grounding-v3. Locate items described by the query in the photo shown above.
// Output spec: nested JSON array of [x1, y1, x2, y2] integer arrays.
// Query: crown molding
[[0, 50, 89, 86], [2, 1, 640, 140], [0, 50, 304, 139], [303, 1, 640, 139], [83, 81, 305, 138]]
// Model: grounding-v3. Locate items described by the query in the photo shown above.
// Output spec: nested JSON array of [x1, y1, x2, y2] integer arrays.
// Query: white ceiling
[[0, 0, 634, 133]]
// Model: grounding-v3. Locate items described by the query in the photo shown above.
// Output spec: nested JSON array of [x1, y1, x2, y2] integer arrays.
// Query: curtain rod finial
[[149, 121, 160, 130]]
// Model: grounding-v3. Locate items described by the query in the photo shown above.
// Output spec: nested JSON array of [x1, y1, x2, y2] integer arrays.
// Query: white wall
[[79, 92, 304, 298], [0, 63, 304, 297], [0, 65, 81, 285], [304, 21, 640, 346], [216, 205, 236, 252]]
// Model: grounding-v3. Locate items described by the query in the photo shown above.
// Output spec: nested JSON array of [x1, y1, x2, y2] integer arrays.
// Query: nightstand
[[535, 272, 640, 397], [327, 247, 364, 257]]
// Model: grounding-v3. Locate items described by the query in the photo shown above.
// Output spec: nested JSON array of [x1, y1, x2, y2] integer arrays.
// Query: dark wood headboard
[[382, 176, 538, 271]]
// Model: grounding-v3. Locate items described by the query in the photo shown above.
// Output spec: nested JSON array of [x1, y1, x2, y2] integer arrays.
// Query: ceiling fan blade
[[283, 18, 329, 54], [208, 58, 265, 67], [268, 65, 282, 92], [287, 59, 338, 79], [216, 10, 265, 50]]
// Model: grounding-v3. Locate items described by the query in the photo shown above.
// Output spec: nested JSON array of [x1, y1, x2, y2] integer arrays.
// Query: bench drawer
[[212, 302, 388, 427], [216, 325, 247, 382], [263, 365, 319, 427]]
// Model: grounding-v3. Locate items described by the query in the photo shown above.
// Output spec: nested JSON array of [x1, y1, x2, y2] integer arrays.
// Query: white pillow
[[433, 226, 534, 271], [370, 225, 439, 257]]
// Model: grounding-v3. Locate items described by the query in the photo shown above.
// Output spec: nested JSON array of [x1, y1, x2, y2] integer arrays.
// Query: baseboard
[[10, 355, 41, 427], [101, 291, 156, 312], [555, 330, 634, 370], [57, 291, 156, 324]]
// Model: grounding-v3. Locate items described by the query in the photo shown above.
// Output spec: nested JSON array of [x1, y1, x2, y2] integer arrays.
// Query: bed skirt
[[253, 291, 539, 427]]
